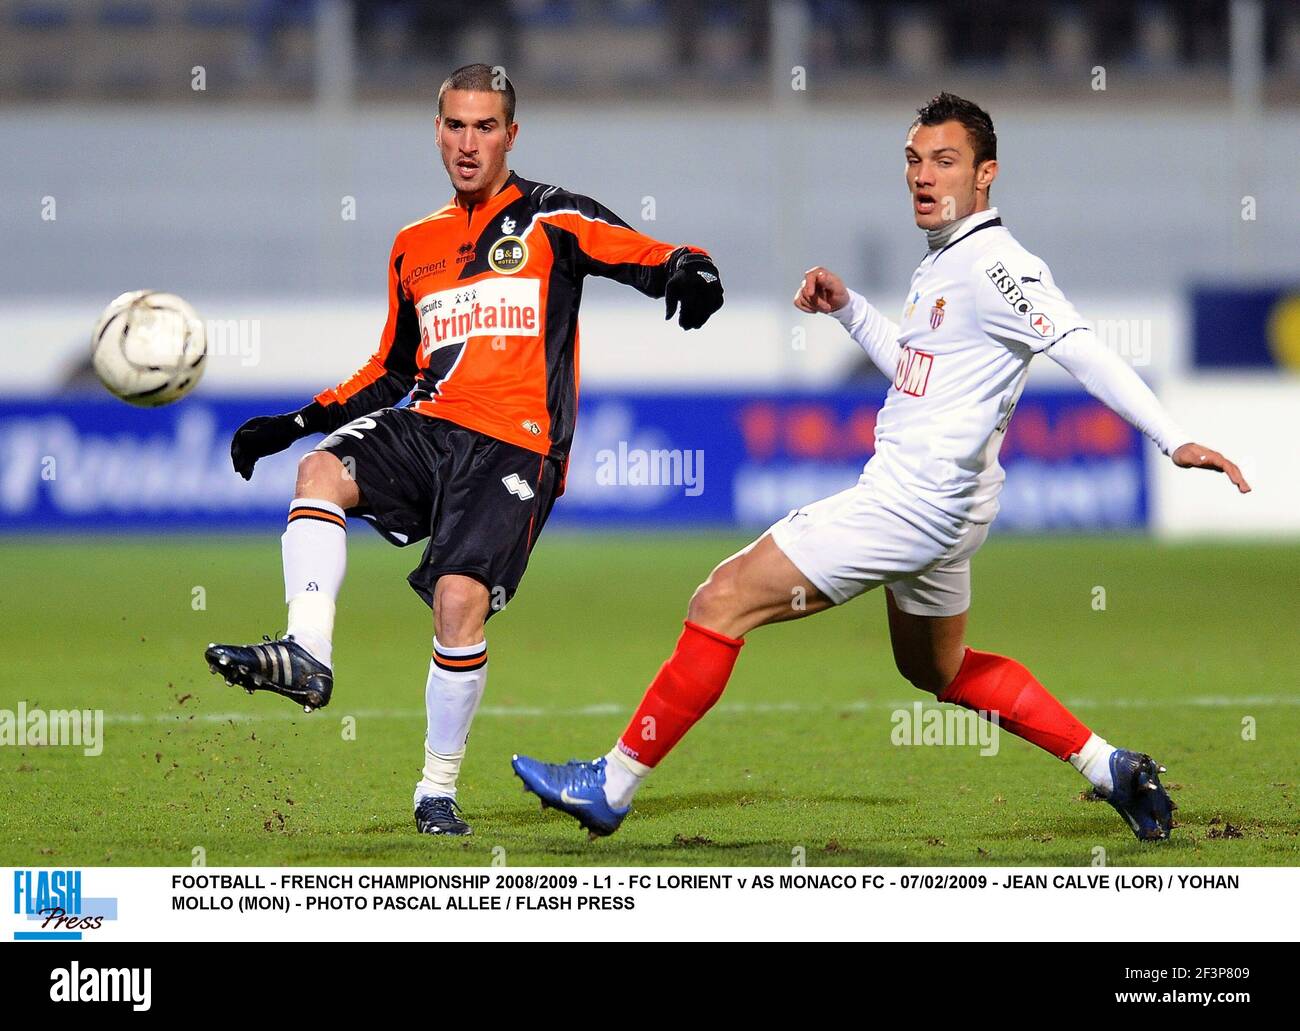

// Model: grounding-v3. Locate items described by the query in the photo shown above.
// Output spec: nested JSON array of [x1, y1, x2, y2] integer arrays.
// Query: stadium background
[[2, 1, 1298, 867]]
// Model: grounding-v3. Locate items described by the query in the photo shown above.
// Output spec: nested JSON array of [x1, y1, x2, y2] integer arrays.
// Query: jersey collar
[[926, 207, 1002, 263], [451, 170, 523, 222], [927, 206, 1000, 249]]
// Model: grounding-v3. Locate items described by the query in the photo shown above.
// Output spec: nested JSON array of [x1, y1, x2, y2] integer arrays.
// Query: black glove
[[664, 250, 724, 330], [230, 402, 326, 481]]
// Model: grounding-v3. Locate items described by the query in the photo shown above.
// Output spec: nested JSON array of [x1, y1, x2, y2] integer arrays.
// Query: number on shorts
[[336, 416, 377, 440]]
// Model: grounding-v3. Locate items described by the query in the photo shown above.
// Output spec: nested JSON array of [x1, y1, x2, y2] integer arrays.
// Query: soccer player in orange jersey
[[204, 65, 724, 836]]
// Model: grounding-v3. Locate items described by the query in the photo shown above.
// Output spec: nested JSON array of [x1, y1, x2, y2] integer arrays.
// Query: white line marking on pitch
[[96, 695, 1300, 725]]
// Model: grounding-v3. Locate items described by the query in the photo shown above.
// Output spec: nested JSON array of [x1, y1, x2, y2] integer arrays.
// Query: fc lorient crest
[[930, 297, 946, 330]]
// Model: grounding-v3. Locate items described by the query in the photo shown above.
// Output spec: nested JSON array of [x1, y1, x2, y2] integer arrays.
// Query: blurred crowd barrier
[[4, 1, 1299, 103], [0, 389, 1152, 534]]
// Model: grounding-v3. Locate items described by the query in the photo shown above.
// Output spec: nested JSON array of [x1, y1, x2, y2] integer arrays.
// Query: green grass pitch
[[1, 532, 1297, 867]]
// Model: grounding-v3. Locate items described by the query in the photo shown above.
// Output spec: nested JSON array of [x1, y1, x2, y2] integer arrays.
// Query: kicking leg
[[205, 450, 358, 710], [886, 590, 1174, 840], [282, 451, 359, 667], [414, 574, 490, 836], [513, 532, 834, 835]]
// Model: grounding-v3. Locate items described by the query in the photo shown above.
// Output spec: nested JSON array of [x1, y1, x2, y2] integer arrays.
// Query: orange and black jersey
[[310, 171, 709, 458]]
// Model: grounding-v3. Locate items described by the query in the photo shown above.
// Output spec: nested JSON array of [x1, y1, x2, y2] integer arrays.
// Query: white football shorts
[[767, 478, 989, 617]]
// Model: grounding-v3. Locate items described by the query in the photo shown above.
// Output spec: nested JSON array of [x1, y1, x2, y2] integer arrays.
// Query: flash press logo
[[12, 870, 118, 940], [50, 963, 151, 1011]]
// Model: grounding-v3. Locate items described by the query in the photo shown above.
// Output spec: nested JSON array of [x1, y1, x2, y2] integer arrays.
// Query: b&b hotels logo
[[12, 870, 117, 940]]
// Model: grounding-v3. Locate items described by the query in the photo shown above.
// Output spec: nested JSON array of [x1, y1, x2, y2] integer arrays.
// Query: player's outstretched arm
[[231, 234, 419, 481], [794, 266, 902, 377], [535, 191, 723, 329], [1046, 333, 1251, 493], [231, 359, 417, 480], [973, 251, 1250, 496]]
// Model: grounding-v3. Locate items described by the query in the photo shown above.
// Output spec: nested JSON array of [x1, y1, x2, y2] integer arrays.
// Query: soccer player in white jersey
[[512, 92, 1250, 841]]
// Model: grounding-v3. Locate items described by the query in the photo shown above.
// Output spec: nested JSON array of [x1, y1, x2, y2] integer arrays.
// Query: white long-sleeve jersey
[[832, 207, 1188, 524]]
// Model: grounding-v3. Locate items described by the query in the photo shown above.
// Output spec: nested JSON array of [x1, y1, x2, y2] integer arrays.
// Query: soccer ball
[[91, 290, 207, 407]]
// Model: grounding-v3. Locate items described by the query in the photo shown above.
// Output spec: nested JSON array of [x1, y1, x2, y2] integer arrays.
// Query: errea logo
[[502, 473, 534, 500]]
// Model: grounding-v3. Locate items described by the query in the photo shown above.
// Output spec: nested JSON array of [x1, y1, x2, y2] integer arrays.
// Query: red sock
[[938, 648, 1091, 760], [617, 620, 744, 767]]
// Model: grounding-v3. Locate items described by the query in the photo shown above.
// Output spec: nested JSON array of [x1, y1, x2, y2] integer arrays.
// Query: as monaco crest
[[929, 297, 946, 330]]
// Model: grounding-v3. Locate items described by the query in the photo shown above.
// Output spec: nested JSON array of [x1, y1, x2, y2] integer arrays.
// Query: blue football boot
[[1104, 749, 1176, 841], [511, 755, 630, 838], [205, 635, 332, 712]]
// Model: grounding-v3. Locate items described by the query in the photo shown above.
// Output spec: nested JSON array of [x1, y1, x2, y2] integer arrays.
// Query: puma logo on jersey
[[502, 473, 534, 500], [988, 261, 1056, 339], [893, 347, 934, 397]]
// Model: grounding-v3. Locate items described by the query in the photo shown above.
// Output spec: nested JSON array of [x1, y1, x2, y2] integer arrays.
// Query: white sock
[[414, 638, 487, 805], [282, 497, 347, 667], [603, 745, 650, 809], [1069, 732, 1117, 795]]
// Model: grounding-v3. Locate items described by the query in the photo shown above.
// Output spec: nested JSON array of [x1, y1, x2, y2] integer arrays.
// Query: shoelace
[[563, 758, 605, 791], [421, 796, 463, 818], [252, 638, 274, 667], [257, 634, 306, 668]]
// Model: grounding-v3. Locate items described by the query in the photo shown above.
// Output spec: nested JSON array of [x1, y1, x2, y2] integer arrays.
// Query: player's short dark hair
[[438, 63, 516, 124], [912, 92, 996, 167]]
